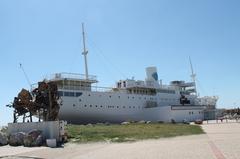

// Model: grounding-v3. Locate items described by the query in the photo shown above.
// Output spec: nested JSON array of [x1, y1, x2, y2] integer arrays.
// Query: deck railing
[[45, 72, 97, 81], [58, 85, 113, 92]]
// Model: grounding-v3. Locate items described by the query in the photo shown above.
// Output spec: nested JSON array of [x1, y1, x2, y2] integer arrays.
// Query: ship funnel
[[146, 67, 158, 81]]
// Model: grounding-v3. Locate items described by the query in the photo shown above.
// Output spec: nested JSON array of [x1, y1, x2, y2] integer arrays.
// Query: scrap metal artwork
[[6, 81, 60, 123]]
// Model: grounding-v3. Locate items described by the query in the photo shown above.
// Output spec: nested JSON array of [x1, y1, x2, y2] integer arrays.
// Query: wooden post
[[13, 111, 17, 123]]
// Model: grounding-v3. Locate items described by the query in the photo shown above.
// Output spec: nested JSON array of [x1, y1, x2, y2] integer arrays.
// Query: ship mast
[[189, 57, 197, 95], [82, 23, 89, 80]]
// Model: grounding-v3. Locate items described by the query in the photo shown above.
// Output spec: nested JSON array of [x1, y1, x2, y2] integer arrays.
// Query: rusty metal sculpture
[[7, 81, 60, 123]]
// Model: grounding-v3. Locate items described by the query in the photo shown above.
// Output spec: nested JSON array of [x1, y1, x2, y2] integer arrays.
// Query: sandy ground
[[0, 122, 240, 159]]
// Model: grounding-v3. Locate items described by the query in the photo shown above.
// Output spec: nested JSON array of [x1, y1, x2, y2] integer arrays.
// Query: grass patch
[[66, 123, 204, 143]]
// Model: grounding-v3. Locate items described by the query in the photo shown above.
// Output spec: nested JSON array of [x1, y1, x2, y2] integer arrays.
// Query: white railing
[[58, 85, 113, 92], [44, 72, 97, 81]]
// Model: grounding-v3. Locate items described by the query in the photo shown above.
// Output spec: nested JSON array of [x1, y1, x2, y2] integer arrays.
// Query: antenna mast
[[82, 23, 89, 80], [19, 63, 31, 88], [189, 57, 197, 95]]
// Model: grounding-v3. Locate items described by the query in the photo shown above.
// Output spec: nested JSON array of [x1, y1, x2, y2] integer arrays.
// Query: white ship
[[45, 24, 218, 124]]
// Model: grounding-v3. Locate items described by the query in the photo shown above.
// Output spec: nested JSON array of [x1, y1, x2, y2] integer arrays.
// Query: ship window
[[109, 95, 111, 98], [73, 104, 76, 107], [64, 92, 69, 96], [117, 106, 119, 108], [118, 96, 120, 98], [79, 99, 81, 102], [85, 105, 87, 107], [128, 96, 129, 99], [100, 105, 103, 107], [189, 112, 191, 115], [132, 97, 134, 99], [123, 106, 126, 108], [64, 92, 74, 97], [90, 105, 92, 107], [129, 106, 131, 108], [133, 106, 135, 108], [88, 94, 91, 96], [95, 105, 98, 107], [58, 91, 63, 96], [76, 92, 82, 97]]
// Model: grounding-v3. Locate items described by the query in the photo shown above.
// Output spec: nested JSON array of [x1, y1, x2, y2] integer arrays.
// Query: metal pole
[[82, 23, 89, 80], [189, 57, 197, 95]]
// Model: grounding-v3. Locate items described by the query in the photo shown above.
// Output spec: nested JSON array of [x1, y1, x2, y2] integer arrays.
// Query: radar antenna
[[82, 23, 89, 80]]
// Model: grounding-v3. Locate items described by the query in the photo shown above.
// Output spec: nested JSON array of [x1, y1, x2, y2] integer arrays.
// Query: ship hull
[[58, 90, 204, 124]]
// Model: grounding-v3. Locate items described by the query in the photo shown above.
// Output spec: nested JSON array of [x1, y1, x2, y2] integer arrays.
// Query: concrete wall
[[8, 121, 65, 142]]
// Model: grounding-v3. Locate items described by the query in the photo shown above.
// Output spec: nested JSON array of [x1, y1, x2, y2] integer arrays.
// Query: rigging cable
[[87, 38, 127, 79]]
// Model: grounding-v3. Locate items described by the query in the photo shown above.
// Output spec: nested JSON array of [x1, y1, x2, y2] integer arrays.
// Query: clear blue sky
[[1, 0, 240, 126]]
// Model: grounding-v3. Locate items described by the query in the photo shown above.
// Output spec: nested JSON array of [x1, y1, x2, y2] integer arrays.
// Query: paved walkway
[[0, 122, 239, 159]]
